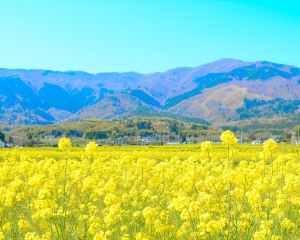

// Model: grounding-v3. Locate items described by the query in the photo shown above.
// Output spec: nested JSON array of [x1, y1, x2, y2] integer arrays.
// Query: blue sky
[[0, 0, 299, 73]]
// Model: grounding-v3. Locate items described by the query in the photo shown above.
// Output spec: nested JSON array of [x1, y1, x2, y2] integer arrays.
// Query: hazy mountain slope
[[0, 69, 144, 91], [1, 58, 300, 125], [74, 94, 156, 120], [141, 58, 251, 103], [38, 84, 96, 112], [164, 61, 300, 122], [165, 61, 300, 108], [0, 104, 54, 125], [170, 85, 272, 123], [0, 76, 54, 124]]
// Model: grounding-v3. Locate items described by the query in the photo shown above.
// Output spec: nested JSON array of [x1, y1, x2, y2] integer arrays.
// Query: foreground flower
[[0, 132, 298, 239], [201, 141, 212, 152], [85, 142, 99, 155], [58, 137, 72, 151], [220, 130, 237, 145], [263, 139, 278, 153]]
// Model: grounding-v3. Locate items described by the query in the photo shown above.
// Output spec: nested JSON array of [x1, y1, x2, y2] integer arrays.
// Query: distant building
[[238, 139, 248, 143], [251, 140, 263, 145], [269, 137, 279, 142], [167, 141, 181, 145], [0, 142, 14, 148], [140, 137, 160, 145]]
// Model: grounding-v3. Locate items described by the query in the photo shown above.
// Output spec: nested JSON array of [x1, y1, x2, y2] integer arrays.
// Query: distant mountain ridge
[[1, 58, 300, 125]]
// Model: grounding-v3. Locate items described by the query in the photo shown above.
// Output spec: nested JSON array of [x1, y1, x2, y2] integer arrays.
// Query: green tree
[[0, 131, 5, 142], [169, 123, 179, 135], [6, 135, 13, 144], [137, 121, 152, 130]]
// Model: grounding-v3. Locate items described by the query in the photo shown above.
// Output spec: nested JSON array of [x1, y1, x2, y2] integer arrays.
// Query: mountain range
[[1, 58, 300, 125]]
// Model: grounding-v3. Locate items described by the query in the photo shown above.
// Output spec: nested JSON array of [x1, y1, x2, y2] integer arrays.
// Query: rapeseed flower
[[0, 131, 298, 239]]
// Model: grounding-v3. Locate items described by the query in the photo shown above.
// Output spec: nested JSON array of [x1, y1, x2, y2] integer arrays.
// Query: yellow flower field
[[0, 133, 299, 239]]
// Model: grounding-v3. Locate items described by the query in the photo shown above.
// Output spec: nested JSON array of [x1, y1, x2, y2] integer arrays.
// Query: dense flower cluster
[[0, 135, 299, 239], [58, 137, 72, 151], [220, 130, 238, 145], [85, 142, 100, 156], [200, 141, 212, 153]]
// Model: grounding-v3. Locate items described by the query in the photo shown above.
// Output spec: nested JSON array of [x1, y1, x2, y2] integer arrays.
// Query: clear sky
[[0, 0, 299, 73]]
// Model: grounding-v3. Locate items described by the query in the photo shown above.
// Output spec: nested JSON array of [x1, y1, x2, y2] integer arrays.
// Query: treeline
[[235, 98, 300, 120], [4, 117, 217, 146], [0, 131, 13, 143], [3, 116, 298, 147]]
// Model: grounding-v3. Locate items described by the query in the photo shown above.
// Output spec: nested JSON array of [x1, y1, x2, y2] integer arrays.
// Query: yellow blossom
[[220, 130, 238, 145], [85, 142, 99, 155], [58, 137, 72, 151]]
